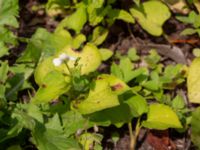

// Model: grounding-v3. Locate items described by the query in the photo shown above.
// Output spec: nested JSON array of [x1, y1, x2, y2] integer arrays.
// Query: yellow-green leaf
[[61, 43, 102, 74], [99, 48, 113, 61], [187, 58, 200, 103], [34, 43, 102, 85], [76, 78, 120, 114], [98, 74, 130, 95], [32, 71, 70, 104], [142, 104, 182, 130], [130, 1, 171, 36], [56, 6, 87, 34]]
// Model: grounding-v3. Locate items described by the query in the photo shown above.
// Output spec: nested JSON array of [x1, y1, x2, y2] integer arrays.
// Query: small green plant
[[2, 0, 200, 149], [176, 11, 200, 36]]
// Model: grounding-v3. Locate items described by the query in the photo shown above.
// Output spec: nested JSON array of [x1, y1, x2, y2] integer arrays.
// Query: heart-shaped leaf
[[34, 43, 102, 85], [130, 1, 171, 36]]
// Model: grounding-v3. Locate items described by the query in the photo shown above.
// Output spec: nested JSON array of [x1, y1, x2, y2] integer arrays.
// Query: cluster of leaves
[[177, 11, 200, 36], [1, 0, 200, 149], [0, 0, 18, 57]]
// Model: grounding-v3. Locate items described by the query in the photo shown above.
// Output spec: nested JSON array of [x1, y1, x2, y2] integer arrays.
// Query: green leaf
[[34, 56, 55, 85], [0, 61, 9, 83], [111, 60, 148, 83], [127, 48, 139, 61], [0, 42, 9, 57], [108, 9, 135, 23], [72, 34, 86, 49], [59, 43, 102, 75], [32, 71, 70, 104], [5, 64, 33, 101], [88, 103, 133, 128], [176, 11, 200, 28], [7, 108, 37, 138], [56, 5, 87, 33], [0, 84, 6, 103], [0, 26, 18, 57], [18, 28, 72, 63], [99, 48, 113, 61], [145, 50, 160, 68], [164, 64, 183, 79], [134, 0, 140, 6], [125, 94, 148, 117], [111, 132, 120, 144], [76, 78, 120, 114], [46, 0, 70, 16], [34, 44, 102, 85], [71, 68, 90, 92], [196, 29, 200, 36], [187, 58, 200, 103], [26, 103, 44, 123], [62, 110, 93, 137], [142, 104, 182, 130], [172, 95, 185, 110], [191, 107, 200, 149], [83, 74, 131, 127], [142, 80, 160, 91], [32, 114, 81, 150], [87, 5, 111, 26], [111, 57, 148, 83], [130, 1, 171, 36], [98, 74, 130, 95], [192, 12, 200, 28], [0, 0, 19, 27], [180, 28, 197, 35], [176, 15, 193, 24], [119, 57, 134, 82], [78, 133, 103, 150], [0, 26, 17, 45], [5, 73, 26, 101], [84, 0, 104, 8], [90, 26, 109, 46], [111, 63, 123, 81]]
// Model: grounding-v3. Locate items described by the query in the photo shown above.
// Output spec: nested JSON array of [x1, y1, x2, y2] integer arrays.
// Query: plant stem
[[64, 61, 72, 75], [128, 118, 141, 150], [128, 122, 134, 150]]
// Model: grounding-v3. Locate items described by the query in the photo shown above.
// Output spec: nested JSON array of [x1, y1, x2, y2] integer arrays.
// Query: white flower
[[67, 55, 76, 61], [59, 53, 76, 61], [53, 58, 62, 66], [52, 53, 77, 67], [59, 53, 68, 60]]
